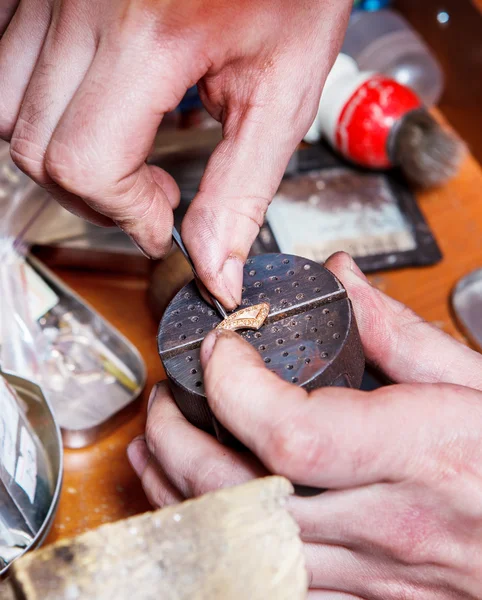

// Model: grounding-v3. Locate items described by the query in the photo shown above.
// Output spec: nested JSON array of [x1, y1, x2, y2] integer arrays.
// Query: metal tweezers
[[172, 227, 228, 320]]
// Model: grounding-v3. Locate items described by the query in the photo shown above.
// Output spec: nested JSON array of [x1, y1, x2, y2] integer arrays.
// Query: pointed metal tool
[[172, 227, 228, 320]]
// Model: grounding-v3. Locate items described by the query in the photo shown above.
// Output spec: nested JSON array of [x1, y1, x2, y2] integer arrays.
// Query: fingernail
[[127, 435, 148, 478], [130, 237, 153, 260], [222, 256, 244, 307], [200, 330, 223, 367], [147, 384, 160, 412], [116, 223, 154, 259]]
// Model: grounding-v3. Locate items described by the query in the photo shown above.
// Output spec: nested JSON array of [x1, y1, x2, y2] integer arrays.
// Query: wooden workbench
[[44, 147, 482, 545]]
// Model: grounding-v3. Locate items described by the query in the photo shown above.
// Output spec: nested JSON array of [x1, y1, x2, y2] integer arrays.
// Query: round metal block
[[158, 253, 365, 444]]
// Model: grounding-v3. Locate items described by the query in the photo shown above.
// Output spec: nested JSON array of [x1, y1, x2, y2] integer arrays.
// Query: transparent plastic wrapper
[[0, 141, 146, 448], [0, 142, 50, 381]]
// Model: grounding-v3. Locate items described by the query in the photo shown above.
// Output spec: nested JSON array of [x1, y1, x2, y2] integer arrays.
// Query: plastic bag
[[0, 141, 144, 448], [0, 141, 51, 380], [0, 143, 92, 409]]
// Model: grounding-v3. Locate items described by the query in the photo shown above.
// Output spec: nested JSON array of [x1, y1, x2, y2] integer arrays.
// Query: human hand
[[129, 252, 482, 598], [0, 0, 350, 308]]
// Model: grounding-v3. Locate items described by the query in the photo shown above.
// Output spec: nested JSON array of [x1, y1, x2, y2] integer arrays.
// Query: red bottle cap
[[335, 76, 422, 168]]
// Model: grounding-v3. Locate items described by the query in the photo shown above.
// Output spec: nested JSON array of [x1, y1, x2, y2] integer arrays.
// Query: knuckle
[[144, 416, 166, 457], [372, 496, 447, 568], [45, 139, 86, 192], [148, 483, 172, 509], [142, 473, 171, 509], [111, 176, 158, 224], [265, 410, 324, 479], [10, 131, 48, 184], [188, 456, 236, 497]]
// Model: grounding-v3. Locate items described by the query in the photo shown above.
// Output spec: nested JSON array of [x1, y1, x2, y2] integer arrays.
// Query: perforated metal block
[[158, 253, 365, 444]]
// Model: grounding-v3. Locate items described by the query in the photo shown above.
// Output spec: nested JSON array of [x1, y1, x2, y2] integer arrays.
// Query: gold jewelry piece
[[216, 302, 270, 332]]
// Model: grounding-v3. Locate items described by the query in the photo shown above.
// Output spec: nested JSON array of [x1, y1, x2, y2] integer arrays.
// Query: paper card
[[266, 170, 416, 263], [24, 263, 59, 321]]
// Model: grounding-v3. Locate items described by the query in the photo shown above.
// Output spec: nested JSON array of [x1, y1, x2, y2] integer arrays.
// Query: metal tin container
[[158, 253, 365, 444], [26, 256, 147, 449], [0, 370, 62, 578]]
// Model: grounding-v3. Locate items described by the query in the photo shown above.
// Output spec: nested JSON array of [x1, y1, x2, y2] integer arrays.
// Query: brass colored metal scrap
[[216, 303, 270, 332]]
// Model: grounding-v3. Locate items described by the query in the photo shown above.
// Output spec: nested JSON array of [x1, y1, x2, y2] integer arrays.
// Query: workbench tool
[[171, 227, 228, 320], [158, 253, 365, 444], [2, 478, 306, 600]]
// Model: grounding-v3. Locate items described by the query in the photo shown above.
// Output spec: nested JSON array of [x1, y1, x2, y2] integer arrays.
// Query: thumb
[[200, 329, 482, 489], [200, 329, 389, 488], [182, 102, 307, 310]]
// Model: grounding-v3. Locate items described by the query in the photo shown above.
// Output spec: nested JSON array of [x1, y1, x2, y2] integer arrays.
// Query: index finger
[[44, 38, 183, 259], [145, 382, 267, 499], [326, 253, 482, 391]]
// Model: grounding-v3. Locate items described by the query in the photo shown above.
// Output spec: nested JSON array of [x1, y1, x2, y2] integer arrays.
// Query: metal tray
[[0, 370, 62, 578], [452, 268, 482, 352], [26, 256, 147, 449]]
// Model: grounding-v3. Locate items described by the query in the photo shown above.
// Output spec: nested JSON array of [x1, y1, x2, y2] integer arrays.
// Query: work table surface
[[45, 148, 482, 544]]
